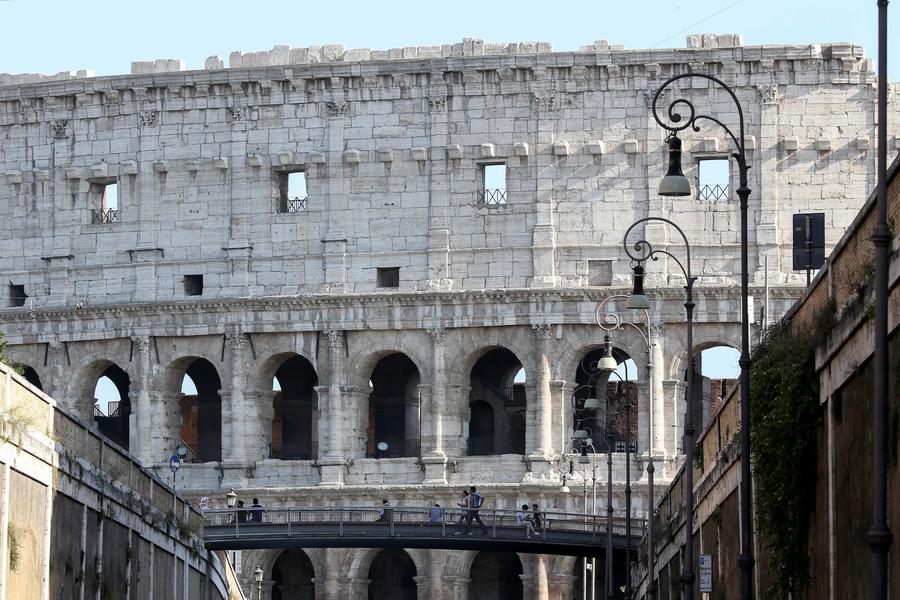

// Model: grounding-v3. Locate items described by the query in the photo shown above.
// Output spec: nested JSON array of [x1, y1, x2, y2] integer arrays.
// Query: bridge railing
[[203, 506, 644, 547]]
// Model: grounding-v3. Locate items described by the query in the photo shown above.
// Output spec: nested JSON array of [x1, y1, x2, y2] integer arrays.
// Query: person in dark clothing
[[250, 498, 264, 523], [466, 485, 488, 535], [236, 500, 248, 524], [531, 503, 544, 533]]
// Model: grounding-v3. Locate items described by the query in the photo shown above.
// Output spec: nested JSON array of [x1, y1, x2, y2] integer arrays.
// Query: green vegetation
[[750, 300, 835, 598], [7, 525, 19, 572]]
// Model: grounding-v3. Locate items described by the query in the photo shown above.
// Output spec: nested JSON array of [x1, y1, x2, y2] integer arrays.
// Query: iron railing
[[202, 506, 645, 549], [280, 196, 308, 213], [476, 189, 507, 206], [91, 208, 119, 224], [698, 184, 729, 201]]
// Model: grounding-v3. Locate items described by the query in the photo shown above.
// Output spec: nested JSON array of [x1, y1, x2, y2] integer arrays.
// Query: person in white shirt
[[516, 504, 536, 539]]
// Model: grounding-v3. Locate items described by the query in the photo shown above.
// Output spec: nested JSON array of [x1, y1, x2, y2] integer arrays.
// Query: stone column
[[312, 576, 339, 600], [223, 333, 249, 463], [530, 84, 560, 288], [547, 574, 576, 600], [322, 102, 349, 292], [319, 330, 348, 484], [551, 380, 575, 456], [445, 384, 471, 457], [338, 577, 371, 600], [45, 342, 68, 410], [755, 84, 781, 279], [526, 325, 553, 469], [635, 380, 650, 456], [425, 90, 453, 290], [442, 576, 472, 600], [245, 388, 275, 461], [650, 324, 666, 457], [343, 386, 371, 459], [313, 385, 330, 460], [520, 554, 550, 600], [130, 336, 154, 464], [663, 380, 686, 458], [422, 328, 448, 481], [153, 390, 182, 461]]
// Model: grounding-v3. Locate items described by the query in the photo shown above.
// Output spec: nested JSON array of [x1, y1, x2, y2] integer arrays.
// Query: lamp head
[[626, 263, 651, 310], [583, 395, 601, 410], [254, 565, 263, 583], [658, 135, 692, 197], [225, 488, 238, 508], [572, 426, 589, 440], [597, 336, 617, 372], [560, 481, 571, 493], [578, 445, 590, 464]]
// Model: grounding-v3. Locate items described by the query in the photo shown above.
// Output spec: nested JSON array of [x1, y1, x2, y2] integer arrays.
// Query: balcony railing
[[91, 208, 119, 224], [698, 184, 729, 201], [476, 189, 507, 206], [280, 196, 308, 213]]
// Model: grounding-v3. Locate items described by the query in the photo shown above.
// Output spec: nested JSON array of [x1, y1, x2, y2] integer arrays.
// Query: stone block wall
[[0, 36, 893, 308]]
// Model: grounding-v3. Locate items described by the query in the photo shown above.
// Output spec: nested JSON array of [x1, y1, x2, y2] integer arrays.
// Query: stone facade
[[0, 34, 896, 598]]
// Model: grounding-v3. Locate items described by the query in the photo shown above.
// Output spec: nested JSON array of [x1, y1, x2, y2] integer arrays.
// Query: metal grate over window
[[376, 267, 400, 288], [698, 159, 730, 201], [476, 163, 507, 206]]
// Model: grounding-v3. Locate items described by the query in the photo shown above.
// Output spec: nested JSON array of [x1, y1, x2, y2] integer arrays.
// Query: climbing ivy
[[750, 301, 834, 598]]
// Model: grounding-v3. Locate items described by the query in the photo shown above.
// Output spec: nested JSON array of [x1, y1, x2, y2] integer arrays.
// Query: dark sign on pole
[[792, 213, 825, 283]]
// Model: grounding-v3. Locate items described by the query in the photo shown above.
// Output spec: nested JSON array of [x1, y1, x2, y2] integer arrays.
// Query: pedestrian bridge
[[202, 506, 644, 557]]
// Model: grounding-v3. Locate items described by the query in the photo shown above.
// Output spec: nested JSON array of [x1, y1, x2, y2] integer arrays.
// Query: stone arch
[[367, 548, 417, 600], [163, 356, 223, 463], [555, 325, 647, 385], [365, 352, 422, 458], [68, 358, 133, 449], [271, 548, 316, 600], [346, 333, 430, 390], [20, 365, 43, 391], [664, 326, 740, 381], [465, 346, 528, 456], [468, 551, 524, 599], [257, 352, 319, 460], [446, 331, 534, 385]]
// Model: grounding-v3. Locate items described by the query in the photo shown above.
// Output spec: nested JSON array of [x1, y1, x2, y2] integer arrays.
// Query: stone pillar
[[314, 385, 330, 460], [526, 325, 553, 472], [755, 84, 781, 279], [551, 380, 575, 456], [663, 380, 686, 457], [442, 576, 471, 600], [635, 380, 649, 456], [45, 342, 68, 411], [422, 328, 448, 481], [338, 576, 371, 600], [312, 576, 339, 600], [153, 390, 182, 461], [223, 333, 249, 463], [245, 388, 275, 461], [425, 91, 453, 290], [650, 325, 666, 457], [520, 554, 550, 600], [319, 330, 348, 484], [445, 384, 471, 457], [130, 336, 154, 464], [322, 103, 349, 292], [343, 385, 371, 460], [547, 574, 576, 600]]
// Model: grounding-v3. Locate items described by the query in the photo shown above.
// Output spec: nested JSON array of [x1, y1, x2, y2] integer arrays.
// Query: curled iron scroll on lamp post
[[624, 217, 696, 600], [650, 72, 753, 600]]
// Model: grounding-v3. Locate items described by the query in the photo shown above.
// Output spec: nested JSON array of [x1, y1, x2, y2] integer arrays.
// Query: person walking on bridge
[[467, 486, 488, 536]]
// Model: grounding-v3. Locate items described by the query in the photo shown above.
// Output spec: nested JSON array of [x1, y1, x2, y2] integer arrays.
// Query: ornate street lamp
[[624, 217, 696, 600], [225, 488, 238, 509], [254, 565, 263, 600], [596, 294, 655, 599], [650, 72, 753, 600]]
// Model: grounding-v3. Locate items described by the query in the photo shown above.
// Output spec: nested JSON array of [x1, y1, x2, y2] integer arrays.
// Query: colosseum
[[0, 33, 894, 598]]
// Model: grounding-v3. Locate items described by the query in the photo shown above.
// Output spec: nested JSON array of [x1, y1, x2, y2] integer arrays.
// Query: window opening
[[587, 260, 613, 286], [184, 274, 203, 296], [698, 159, 730, 201], [279, 171, 308, 213], [91, 180, 119, 224], [8, 283, 26, 307], [477, 163, 507, 206], [376, 267, 400, 289]]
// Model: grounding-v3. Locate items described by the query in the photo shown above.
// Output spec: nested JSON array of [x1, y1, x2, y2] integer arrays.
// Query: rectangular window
[[476, 163, 507, 206], [89, 179, 120, 223], [376, 267, 400, 289], [278, 170, 308, 213], [8, 284, 26, 307], [184, 274, 203, 296], [697, 159, 730, 201]]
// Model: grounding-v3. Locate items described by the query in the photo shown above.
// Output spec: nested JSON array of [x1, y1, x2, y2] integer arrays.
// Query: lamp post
[[596, 294, 655, 599], [624, 217, 696, 600], [606, 367, 633, 599], [254, 565, 263, 600], [557, 435, 599, 600], [870, 3, 893, 599]]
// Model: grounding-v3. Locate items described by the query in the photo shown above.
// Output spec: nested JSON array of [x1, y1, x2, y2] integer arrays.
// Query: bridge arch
[[271, 548, 316, 600], [20, 365, 43, 391]]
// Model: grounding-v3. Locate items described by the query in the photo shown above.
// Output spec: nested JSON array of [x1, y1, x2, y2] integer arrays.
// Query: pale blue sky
[[1, 1, 896, 79]]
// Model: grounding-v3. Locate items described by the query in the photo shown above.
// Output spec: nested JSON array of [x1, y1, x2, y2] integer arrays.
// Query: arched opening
[[21, 366, 42, 391], [367, 353, 421, 458], [467, 349, 526, 455], [367, 548, 416, 599], [178, 359, 222, 462], [92, 364, 131, 450], [271, 355, 319, 460], [271, 549, 315, 600], [469, 551, 523, 599], [697, 344, 740, 429], [573, 347, 639, 454], [571, 556, 604, 600]]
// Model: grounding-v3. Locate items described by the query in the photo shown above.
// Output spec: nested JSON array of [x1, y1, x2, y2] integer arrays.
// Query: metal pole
[[869, 2, 893, 599], [646, 332, 657, 600], [683, 277, 696, 600], [625, 379, 632, 599], [606, 421, 614, 599]]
